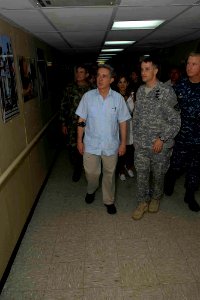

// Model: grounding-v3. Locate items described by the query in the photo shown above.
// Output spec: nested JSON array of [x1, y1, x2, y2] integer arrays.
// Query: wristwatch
[[159, 136, 166, 142]]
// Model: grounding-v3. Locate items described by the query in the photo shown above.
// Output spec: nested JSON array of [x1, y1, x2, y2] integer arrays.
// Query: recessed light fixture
[[112, 20, 164, 30], [97, 58, 109, 60], [98, 55, 112, 58], [102, 49, 123, 52], [104, 41, 135, 45], [97, 60, 107, 64], [99, 53, 117, 56]]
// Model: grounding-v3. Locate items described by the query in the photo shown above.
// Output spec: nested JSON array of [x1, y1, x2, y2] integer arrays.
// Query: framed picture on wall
[[36, 48, 48, 101], [0, 35, 19, 123], [18, 56, 38, 102]]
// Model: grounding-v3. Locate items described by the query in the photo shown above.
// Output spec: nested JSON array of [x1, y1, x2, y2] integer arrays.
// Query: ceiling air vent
[[35, 0, 117, 7]]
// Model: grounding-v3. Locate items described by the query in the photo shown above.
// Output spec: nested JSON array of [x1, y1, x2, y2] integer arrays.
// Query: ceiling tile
[[0, 0, 35, 9], [107, 29, 154, 41], [163, 6, 200, 29], [115, 6, 188, 20], [120, 0, 198, 6], [1, 10, 56, 32], [34, 32, 70, 47], [42, 7, 114, 31], [62, 31, 105, 47]]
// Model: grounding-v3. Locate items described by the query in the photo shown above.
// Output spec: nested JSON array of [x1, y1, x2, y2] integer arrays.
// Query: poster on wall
[[18, 56, 38, 102], [36, 48, 48, 101], [0, 35, 19, 123]]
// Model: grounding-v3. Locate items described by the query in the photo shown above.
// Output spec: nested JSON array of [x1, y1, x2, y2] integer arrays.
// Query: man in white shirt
[[76, 64, 131, 214]]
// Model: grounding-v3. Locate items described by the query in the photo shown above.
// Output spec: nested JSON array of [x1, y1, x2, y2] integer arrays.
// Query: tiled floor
[[1, 148, 200, 300]]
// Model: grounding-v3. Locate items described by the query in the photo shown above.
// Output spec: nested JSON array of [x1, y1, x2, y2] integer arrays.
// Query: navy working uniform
[[165, 77, 200, 210]]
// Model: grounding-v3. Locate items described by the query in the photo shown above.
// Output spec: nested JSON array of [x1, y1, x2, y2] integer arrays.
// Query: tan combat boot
[[148, 199, 160, 213], [132, 202, 148, 220]]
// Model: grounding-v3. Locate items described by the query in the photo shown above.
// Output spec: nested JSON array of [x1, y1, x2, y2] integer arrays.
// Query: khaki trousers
[[83, 152, 118, 205]]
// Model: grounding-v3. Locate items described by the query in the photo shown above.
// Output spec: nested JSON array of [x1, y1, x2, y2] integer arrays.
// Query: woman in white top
[[116, 75, 135, 181]]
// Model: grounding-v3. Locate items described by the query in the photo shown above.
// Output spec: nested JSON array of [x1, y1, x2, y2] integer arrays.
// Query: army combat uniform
[[60, 82, 91, 177], [133, 81, 181, 203], [165, 78, 200, 210], [60, 82, 91, 146]]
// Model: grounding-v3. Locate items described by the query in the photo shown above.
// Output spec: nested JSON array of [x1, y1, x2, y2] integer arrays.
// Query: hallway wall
[[0, 17, 62, 282]]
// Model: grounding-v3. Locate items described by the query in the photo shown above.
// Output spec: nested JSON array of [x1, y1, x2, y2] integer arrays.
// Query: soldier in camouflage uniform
[[60, 64, 91, 181], [132, 56, 181, 220], [164, 52, 200, 212]]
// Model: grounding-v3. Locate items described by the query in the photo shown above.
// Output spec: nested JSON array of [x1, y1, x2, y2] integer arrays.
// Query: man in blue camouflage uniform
[[164, 52, 200, 212], [132, 56, 181, 220], [60, 64, 91, 182]]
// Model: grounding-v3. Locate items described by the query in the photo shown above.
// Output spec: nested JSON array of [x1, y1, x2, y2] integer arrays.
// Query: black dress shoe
[[184, 190, 200, 212], [104, 204, 117, 214], [85, 192, 95, 204], [188, 200, 200, 212]]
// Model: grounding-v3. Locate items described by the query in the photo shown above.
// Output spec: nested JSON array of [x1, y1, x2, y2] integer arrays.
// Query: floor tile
[[52, 239, 85, 263], [85, 221, 116, 241], [116, 239, 149, 260], [119, 256, 159, 289], [152, 256, 195, 284], [47, 262, 84, 290], [44, 289, 83, 299], [115, 221, 143, 240], [14, 240, 55, 265], [3, 264, 50, 291], [84, 259, 121, 288], [83, 287, 123, 299], [85, 239, 118, 263], [123, 286, 164, 300], [161, 282, 200, 300], [56, 223, 87, 242], [0, 290, 45, 300]]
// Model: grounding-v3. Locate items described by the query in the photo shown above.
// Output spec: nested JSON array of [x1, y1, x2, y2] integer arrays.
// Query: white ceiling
[[0, 0, 200, 61]]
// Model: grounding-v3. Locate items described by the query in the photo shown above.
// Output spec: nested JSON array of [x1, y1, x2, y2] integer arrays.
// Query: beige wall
[[0, 18, 61, 281]]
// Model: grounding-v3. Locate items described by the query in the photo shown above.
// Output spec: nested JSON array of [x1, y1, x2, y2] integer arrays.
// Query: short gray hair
[[188, 52, 200, 58], [97, 64, 115, 78]]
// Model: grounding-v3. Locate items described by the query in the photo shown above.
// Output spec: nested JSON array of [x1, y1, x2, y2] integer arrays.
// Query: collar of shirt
[[96, 88, 113, 98]]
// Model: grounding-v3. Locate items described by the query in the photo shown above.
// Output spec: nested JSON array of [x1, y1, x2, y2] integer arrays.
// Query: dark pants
[[169, 142, 200, 191], [68, 145, 83, 173], [117, 145, 134, 174]]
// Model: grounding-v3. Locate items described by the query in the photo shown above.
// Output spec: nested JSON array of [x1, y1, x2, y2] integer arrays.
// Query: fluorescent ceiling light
[[99, 53, 117, 56], [97, 61, 107, 63], [105, 41, 135, 45], [98, 58, 110, 60], [99, 54, 112, 56], [102, 49, 123, 52], [112, 20, 164, 30], [98, 55, 112, 58]]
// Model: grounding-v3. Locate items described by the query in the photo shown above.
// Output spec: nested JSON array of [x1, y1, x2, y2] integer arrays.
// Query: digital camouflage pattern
[[60, 82, 91, 146], [169, 77, 200, 190], [133, 81, 181, 202], [133, 81, 181, 148], [174, 77, 200, 145]]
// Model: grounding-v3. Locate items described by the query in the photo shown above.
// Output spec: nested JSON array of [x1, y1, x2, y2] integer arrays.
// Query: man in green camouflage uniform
[[132, 56, 181, 220], [60, 64, 91, 181]]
